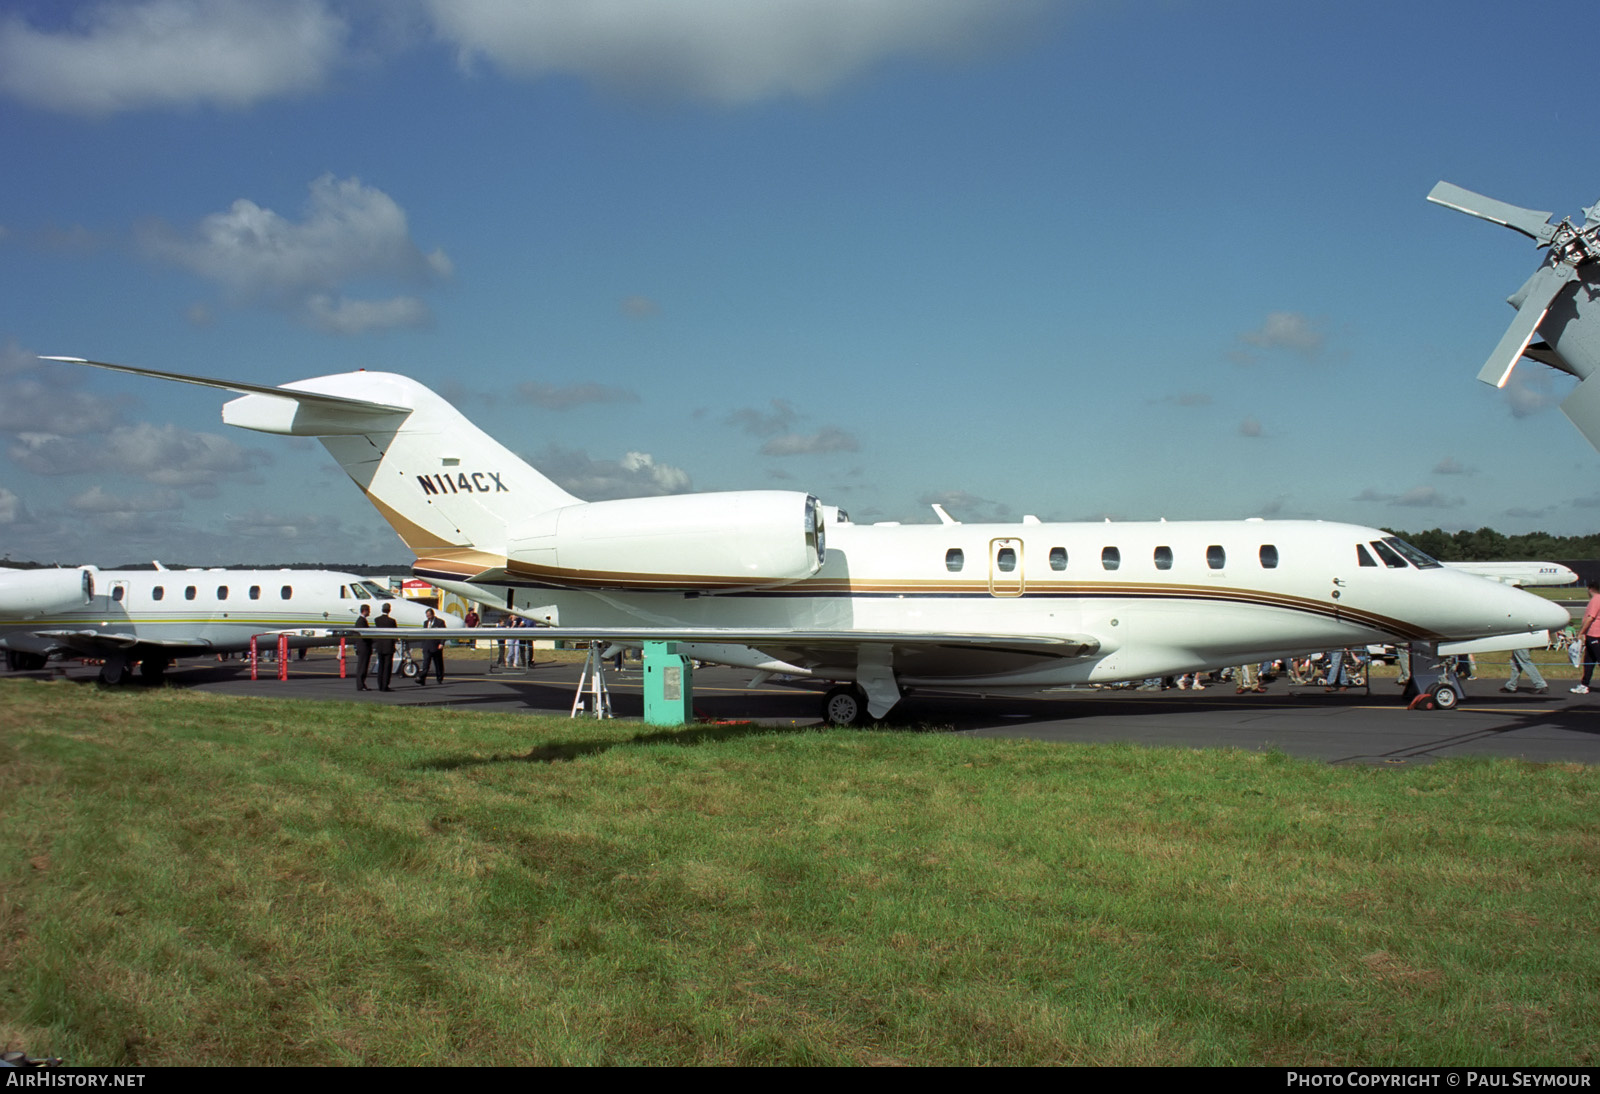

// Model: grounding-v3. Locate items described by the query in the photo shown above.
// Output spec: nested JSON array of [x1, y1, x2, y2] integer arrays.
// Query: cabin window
[[1259, 545, 1279, 569], [112, 586, 124, 602], [280, 586, 293, 600], [1357, 544, 1377, 567], [996, 547, 1017, 572], [216, 586, 228, 600], [152, 586, 164, 601], [1101, 547, 1121, 571], [1206, 545, 1226, 570], [249, 586, 261, 600], [185, 586, 197, 600], [1370, 541, 1408, 569], [1049, 547, 1067, 571], [1153, 545, 1173, 570], [945, 548, 964, 572]]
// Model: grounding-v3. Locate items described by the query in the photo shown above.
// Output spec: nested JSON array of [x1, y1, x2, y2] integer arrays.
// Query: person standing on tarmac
[[354, 603, 374, 691], [373, 602, 399, 691], [417, 607, 446, 686]]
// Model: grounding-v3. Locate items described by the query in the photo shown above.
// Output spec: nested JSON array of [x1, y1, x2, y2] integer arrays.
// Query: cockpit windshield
[[358, 580, 395, 599], [1382, 537, 1442, 569]]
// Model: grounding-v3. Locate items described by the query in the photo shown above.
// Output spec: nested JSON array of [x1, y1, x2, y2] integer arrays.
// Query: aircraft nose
[[1534, 595, 1574, 632]]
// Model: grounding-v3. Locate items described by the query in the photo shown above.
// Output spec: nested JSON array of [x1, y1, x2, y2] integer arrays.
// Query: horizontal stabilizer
[[41, 357, 410, 414]]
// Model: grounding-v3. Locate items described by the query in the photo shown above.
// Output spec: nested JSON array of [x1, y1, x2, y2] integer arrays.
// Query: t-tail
[[43, 359, 576, 579], [43, 359, 828, 594]]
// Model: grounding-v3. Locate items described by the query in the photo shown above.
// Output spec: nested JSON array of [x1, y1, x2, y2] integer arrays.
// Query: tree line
[[1386, 527, 1599, 563]]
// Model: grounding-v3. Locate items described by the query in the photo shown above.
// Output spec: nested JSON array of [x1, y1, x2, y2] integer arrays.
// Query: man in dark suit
[[354, 603, 373, 690], [373, 602, 399, 691], [417, 607, 446, 686]]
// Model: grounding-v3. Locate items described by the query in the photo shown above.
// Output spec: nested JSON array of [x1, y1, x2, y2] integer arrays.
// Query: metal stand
[[571, 643, 613, 719]]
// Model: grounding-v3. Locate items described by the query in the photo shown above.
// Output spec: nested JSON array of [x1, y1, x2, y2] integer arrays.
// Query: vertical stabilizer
[[43, 358, 578, 558], [222, 371, 579, 555]]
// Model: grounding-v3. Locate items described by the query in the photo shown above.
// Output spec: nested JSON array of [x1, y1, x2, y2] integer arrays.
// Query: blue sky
[[4, 0, 1600, 565]]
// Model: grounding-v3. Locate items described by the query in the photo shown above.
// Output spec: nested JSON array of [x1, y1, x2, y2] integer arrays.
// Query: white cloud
[[0, 376, 129, 435], [727, 399, 799, 437], [1238, 417, 1263, 438], [516, 380, 641, 411], [224, 509, 346, 542], [0, 0, 347, 116], [761, 426, 860, 456], [306, 294, 431, 335], [621, 295, 660, 318], [1433, 456, 1472, 475], [1353, 485, 1463, 509], [141, 174, 450, 333], [9, 423, 266, 491], [0, 344, 132, 435], [1504, 370, 1561, 419], [427, 0, 1046, 104], [1232, 311, 1324, 362], [68, 484, 183, 515], [531, 444, 692, 500]]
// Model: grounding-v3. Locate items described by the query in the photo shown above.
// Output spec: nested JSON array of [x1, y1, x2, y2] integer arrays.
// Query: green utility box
[[642, 641, 694, 725]]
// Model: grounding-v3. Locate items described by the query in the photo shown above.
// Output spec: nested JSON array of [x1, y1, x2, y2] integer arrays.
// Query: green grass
[[2, 679, 1597, 1066]]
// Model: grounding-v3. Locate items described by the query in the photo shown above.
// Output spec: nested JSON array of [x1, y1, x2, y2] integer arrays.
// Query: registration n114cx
[[47, 357, 1569, 721]]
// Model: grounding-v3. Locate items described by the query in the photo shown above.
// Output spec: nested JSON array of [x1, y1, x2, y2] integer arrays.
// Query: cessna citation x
[[0, 563, 444, 684], [46, 357, 1569, 720]]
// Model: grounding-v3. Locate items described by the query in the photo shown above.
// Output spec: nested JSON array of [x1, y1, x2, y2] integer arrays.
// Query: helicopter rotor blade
[[1428, 181, 1558, 244], [1477, 262, 1578, 387]]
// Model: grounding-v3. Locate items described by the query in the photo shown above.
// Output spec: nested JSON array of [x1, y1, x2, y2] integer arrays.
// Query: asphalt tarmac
[[16, 648, 1600, 767]]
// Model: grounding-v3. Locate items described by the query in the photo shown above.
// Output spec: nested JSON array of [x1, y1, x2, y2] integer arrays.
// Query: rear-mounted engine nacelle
[[0, 566, 96, 617], [507, 491, 825, 591]]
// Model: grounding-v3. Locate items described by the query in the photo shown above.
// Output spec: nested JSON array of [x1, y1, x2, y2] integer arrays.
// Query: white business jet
[[0, 563, 445, 683], [44, 358, 1570, 718]]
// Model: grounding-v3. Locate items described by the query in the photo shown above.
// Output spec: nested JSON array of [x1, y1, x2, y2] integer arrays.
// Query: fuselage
[[0, 568, 445, 662], [423, 517, 1570, 687]]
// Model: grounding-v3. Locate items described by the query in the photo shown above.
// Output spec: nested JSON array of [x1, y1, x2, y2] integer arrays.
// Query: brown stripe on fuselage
[[439, 552, 1442, 641]]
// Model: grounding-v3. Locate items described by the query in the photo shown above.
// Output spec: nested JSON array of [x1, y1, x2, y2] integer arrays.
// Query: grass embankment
[[1, 679, 1596, 1066]]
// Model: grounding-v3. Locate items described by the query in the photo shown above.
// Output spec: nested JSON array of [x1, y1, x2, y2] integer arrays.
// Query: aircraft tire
[[822, 685, 867, 727], [139, 657, 167, 685], [97, 664, 133, 687], [1430, 682, 1461, 710]]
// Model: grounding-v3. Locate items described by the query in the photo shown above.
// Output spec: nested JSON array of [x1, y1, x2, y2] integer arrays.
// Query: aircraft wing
[[348, 626, 1101, 677], [350, 625, 1094, 650], [30, 630, 212, 653]]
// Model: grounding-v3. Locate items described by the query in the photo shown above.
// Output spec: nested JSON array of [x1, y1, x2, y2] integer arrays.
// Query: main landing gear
[[821, 685, 870, 727]]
